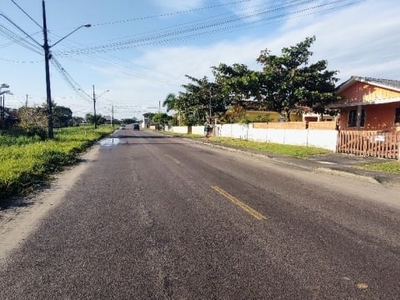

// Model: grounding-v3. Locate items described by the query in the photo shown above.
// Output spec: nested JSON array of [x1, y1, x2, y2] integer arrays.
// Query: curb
[[186, 138, 400, 189]]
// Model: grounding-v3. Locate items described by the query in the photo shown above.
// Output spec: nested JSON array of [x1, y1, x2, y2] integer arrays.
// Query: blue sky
[[1, 0, 400, 120]]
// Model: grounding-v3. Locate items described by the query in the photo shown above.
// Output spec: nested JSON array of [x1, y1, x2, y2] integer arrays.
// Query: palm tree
[[162, 93, 177, 112]]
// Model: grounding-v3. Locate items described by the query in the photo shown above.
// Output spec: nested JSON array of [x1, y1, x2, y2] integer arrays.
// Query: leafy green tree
[[256, 36, 339, 121], [212, 63, 264, 104], [142, 112, 155, 127], [53, 105, 73, 128], [163, 93, 178, 112], [72, 116, 85, 126], [85, 113, 105, 126], [162, 93, 180, 126], [151, 113, 172, 128], [121, 118, 139, 124], [173, 75, 228, 125]]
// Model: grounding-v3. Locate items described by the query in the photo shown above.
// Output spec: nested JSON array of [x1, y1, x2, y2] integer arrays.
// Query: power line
[[9, 0, 42, 29], [56, 0, 364, 56], [0, 24, 42, 55], [0, 13, 42, 48], [0, 56, 41, 64], [90, 0, 252, 27], [50, 55, 93, 104]]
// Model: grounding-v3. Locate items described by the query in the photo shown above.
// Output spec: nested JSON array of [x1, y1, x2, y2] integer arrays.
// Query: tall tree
[[151, 112, 172, 128], [162, 93, 178, 112], [256, 36, 339, 120], [85, 113, 105, 126], [212, 63, 264, 104], [53, 105, 73, 128], [174, 75, 228, 125]]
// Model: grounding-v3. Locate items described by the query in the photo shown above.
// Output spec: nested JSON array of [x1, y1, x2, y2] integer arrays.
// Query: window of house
[[395, 107, 400, 124], [348, 109, 365, 127]]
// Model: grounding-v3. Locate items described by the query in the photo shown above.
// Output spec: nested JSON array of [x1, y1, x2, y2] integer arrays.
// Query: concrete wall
[[170, 126, 189, 134], [170, 123, 339, 151], [170, 126, 205, 135]]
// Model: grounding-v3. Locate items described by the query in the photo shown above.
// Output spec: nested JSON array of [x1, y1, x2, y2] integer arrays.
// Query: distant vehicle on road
[[133, 123, 140, 130], [119, 124, 126, 130]]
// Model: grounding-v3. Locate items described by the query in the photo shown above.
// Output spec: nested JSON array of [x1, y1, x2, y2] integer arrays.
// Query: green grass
[[359, 161, 400, 174], [162, 132, 330, 157], [0, 125, 114, 201], [211, 137, 330, 157]]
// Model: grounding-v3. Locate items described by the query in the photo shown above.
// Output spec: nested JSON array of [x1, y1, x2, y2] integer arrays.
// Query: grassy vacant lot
[[0, 126, 114, 201], [166, 132, 400, 174]]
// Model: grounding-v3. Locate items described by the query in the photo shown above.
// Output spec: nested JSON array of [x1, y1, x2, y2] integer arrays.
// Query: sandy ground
[[0, 145, 99, 265]]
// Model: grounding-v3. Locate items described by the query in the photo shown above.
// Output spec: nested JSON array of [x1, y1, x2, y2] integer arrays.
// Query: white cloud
[[65, 0, 400, 119], [152, 0, 205, 11]]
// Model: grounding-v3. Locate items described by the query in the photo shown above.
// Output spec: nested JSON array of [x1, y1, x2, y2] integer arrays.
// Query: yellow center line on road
[[211, 186, 267, 221], [165, 154, 181, 165]]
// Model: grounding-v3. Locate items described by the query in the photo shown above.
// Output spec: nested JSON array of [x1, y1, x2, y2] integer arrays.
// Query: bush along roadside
[[0, 126, 114, 202]]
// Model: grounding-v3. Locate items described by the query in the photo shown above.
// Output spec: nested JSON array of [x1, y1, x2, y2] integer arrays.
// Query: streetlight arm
[[97, 89, 110, 99], [50, 24, 91, 48]]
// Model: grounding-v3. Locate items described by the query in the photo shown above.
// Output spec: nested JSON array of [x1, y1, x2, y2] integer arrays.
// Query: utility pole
[[1, 95, 3, 120], [42, 0, 53, 138], [209, 88, 212, 121], [93, 84, 97, 129], [111, 104, 114, 127], [41, 0, 91, 138]]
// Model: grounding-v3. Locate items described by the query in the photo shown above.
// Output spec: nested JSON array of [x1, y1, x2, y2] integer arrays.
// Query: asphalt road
[[0, 129, 400, 299]]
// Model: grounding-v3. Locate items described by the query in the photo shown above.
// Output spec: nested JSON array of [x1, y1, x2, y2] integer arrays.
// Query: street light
[[50, 24, 91, 48], [42, 0, 91, 138]]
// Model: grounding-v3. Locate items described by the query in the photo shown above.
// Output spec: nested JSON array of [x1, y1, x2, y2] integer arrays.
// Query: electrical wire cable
[[50, 55, 93, 104], [90, 0, 252, 27], [0, 25, 43, 55], [9, 0, 43, 29], [55, 0, 364, 56]]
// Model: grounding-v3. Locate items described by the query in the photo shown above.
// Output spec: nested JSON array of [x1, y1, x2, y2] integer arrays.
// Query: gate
[[337, 130, 400, 159]]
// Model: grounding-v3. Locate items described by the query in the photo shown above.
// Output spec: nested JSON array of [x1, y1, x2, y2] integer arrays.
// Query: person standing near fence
[[204, 122, 211, 142]]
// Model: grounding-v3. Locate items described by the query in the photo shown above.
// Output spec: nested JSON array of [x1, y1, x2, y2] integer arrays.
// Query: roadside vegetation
[[164, 131, 400, 173], [358, 161, 400, 174], [210, 137, 330, 157], [0, 126, 114, 201], [212, 136, 400, 173], [163, 132, 330, 157]]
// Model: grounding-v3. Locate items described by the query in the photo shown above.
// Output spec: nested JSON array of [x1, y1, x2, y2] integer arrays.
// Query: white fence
[[170, 123, 338, 152]]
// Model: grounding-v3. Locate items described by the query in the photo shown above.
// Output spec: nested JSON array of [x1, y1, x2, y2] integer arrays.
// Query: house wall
[[337, 81, 400, 131], [254, 121, 337, 130], [339, 102, 400, 131], [169, 123, 338, 151], [339, 82, 400, 104]]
